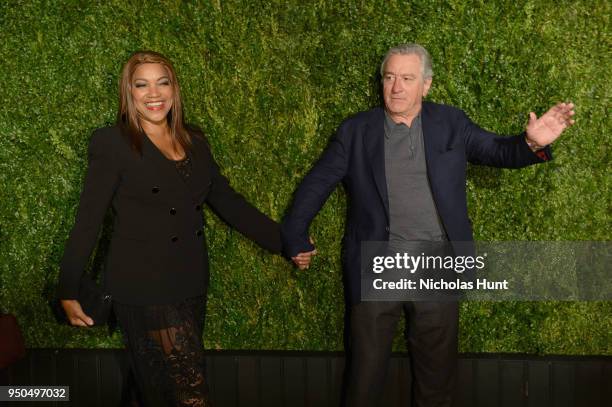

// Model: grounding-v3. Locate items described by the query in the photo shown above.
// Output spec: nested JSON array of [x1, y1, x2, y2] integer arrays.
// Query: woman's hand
[[291, 236, 317, 270], [61, 299, 94, 327]]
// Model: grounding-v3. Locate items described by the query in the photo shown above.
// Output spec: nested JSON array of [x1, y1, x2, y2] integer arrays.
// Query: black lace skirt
[[113, 296, 211, 407]]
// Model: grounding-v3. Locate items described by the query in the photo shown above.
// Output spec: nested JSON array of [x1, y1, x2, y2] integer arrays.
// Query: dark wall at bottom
[[4, 350, 611, 407]]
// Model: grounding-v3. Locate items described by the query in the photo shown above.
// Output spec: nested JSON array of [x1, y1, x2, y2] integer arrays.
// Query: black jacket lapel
[[363, 108, 389, 220], [142, 134, 195, 202], [421, 102, 445, 180]]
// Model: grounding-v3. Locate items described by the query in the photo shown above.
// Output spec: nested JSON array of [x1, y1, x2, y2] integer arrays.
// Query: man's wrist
[[525, 135, 545, 152]]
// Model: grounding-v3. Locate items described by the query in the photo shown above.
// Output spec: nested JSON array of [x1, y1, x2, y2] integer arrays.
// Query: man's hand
[[291, 237, 317, 270], [61, 299, 94, 327], [526, 102, 575, 148]]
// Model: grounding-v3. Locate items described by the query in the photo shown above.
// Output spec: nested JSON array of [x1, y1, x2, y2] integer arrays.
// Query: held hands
[[526, 102, 576, 148], [60, 299, 94, 327], [291, 237, 317, 270]]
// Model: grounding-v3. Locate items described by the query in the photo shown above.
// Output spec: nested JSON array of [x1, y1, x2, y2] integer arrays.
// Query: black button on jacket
[[58, 126, 281, 305]]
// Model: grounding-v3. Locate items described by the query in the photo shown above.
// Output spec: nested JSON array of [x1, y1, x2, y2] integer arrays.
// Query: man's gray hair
[[380, 43, 433, 80]]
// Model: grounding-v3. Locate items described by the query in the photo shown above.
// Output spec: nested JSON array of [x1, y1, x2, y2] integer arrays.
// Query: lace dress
[[113, 155, 211, 406]]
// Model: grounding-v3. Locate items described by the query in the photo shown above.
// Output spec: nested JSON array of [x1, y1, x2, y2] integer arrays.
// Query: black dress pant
[[345, 301, 459, 407]]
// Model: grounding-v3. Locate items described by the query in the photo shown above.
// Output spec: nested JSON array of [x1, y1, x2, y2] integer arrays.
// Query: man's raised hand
[[526, 102, 575, 147]]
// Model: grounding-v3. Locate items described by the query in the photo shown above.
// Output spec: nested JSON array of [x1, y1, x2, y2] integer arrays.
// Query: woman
[[57, 51, 283, 406]]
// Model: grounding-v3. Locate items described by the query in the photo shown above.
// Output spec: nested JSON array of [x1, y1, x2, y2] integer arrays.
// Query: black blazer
[[282, 102, 552, 304], [58, 126, 281, 305]]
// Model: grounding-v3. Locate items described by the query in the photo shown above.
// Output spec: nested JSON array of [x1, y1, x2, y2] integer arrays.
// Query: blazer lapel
[[363, 108, 389, 219], [183, 143, 212, 204], [142, 134, 195, 202], [421, 102, 445, 180]]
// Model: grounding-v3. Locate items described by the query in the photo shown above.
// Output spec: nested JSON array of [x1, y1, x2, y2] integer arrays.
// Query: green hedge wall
[[0, 0, 609, 354]]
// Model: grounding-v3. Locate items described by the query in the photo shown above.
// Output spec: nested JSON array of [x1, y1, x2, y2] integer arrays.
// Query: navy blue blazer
[[282, 102, 551, 304]]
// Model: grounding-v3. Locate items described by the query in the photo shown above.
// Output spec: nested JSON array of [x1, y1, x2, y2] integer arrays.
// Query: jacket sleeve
[[462, 111, 553, 167], [57, 130, 121, 299], [204, 145, 282, 254], [281, 123, 351, 258]]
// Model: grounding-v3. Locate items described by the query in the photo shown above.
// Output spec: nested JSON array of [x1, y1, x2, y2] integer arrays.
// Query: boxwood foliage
[[0, 0, 609, 354]]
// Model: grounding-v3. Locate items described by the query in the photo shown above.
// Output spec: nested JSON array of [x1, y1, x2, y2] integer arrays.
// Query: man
[[284, 44, 575, 406]]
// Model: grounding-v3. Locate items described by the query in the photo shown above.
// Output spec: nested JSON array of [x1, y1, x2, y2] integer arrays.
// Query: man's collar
[[384, 110, 421, 138]]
